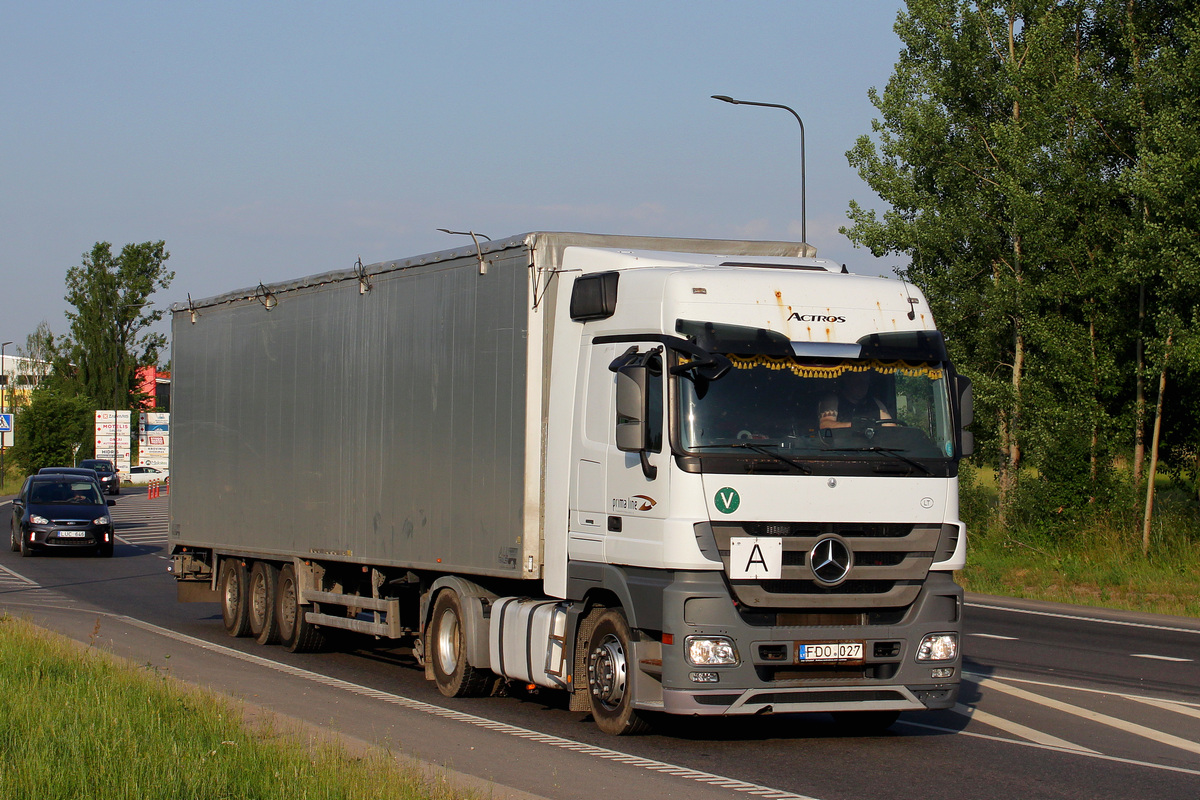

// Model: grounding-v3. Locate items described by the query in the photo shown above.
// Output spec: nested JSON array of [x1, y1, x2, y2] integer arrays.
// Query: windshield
[[678, 355, 955, 463], [30, 480, 105, 505]]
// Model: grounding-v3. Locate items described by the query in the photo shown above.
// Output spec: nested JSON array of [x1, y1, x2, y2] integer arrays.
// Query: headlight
[[685, 636, 739, 666], [30, 515, 49, 525], [93, 516, 110, 525], [916, 633, 959, 662]]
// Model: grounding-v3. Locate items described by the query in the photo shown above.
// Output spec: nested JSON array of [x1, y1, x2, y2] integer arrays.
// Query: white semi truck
[[170, 232, 972, 735]]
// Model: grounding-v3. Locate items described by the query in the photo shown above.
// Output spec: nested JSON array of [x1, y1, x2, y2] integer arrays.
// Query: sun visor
[[789, 341, 863, 358]]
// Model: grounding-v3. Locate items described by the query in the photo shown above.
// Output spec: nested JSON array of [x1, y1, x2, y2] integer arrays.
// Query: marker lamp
[[916, 633, 958, 662], [685, 636, 739, 666]]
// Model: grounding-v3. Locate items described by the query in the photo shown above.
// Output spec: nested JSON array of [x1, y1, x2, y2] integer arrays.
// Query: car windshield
[[30, 481, 104, 505], [678, 355, 955, 462]]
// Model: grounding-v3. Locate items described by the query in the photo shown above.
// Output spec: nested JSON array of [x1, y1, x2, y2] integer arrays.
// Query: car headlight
[[685, 636, 739, 666], [916, 633, 959, 662], [30, 515, 49, 525], [93, 516, 111, 525]]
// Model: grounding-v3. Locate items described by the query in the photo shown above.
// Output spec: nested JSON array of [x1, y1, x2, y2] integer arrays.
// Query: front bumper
[[24, 524, 114, 550], [644, 570, 963, 715]]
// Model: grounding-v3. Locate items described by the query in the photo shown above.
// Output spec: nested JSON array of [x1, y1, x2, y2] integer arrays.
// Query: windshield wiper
[[819, 446, 933, 475], [691, 442, 812, 474]]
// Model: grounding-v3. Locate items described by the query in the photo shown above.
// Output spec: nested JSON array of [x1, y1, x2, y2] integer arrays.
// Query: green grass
[[957, 467, 1200, 618], [0, 615, 474, 800]]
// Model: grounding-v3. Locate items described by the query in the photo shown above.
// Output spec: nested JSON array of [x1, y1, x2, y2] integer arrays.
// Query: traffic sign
[[0, 414, 12, 433]]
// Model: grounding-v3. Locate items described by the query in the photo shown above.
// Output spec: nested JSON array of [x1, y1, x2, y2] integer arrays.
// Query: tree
[[841, 0, 1200, 531], [62, 241, 174, 411], [843, 1, 1136, 522], [9, 387, 93, 474]]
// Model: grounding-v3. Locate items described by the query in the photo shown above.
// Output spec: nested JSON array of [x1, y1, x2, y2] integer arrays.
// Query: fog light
[[916, 633, 958, 662], [690, 672, 720, 683], [685, 636, 739, 666], [931, 667, 954, 679]]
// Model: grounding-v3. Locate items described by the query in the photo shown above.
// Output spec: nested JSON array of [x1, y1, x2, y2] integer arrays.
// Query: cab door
[[604, 344, 668, 566]]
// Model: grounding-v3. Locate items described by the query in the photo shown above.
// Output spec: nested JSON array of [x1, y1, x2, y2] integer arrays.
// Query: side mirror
[[107, 499, 116, 507], [615, 365, 648, 452], [614, 364, 658, 480], [956, 375, 974, 457]]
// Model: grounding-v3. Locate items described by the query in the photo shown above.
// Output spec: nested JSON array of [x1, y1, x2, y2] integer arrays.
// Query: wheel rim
[[223, 573, 240, 619], [279, 577, 296, 637], [589, 633, 628, 710], [435, 607, 460, 675], [251, 573, 267, 626]]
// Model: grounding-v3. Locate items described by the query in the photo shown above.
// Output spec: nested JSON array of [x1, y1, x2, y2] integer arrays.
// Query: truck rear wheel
[[219, 559, 252, 637], [585, 608, 651, 735], [429, 590, 491, 697], [248, 561, 280, 645], [275, 564, 326, 653]]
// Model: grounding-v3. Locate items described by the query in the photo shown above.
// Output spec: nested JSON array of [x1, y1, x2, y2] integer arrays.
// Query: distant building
[[137, 366, 171, 411]]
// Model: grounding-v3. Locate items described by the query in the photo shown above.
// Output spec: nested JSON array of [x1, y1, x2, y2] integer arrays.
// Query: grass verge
[[957, 467, 1200, 618], [0, 614, 474, 800]]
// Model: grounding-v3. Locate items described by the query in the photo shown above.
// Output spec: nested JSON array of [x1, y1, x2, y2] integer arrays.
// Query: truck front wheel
[[585, 608, 651, 735], [248, 561, 281, 645], [429, 590, 491, 697], [220, 559, 251, 637]]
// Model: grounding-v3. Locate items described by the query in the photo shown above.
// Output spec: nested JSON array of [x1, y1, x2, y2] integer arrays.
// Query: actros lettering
[[788, 312, 847, 323]]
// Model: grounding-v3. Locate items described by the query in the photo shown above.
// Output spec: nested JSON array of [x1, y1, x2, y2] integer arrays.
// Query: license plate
[[57, 531, 87, 538], [797, 642, 864, 662]]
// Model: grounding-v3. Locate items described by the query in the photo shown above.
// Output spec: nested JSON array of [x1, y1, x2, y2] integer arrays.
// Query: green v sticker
[[714, 487, 741, 514]]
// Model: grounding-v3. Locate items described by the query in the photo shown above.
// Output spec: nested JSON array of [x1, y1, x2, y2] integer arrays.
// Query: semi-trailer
[[170, 231, 971, 735]]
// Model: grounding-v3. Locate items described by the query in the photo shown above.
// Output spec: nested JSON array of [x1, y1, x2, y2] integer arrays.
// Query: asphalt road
[[2, 490, 1198, 800]]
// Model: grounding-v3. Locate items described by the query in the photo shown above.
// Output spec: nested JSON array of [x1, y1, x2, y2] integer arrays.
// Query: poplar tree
[[62, 241, 174, 411]]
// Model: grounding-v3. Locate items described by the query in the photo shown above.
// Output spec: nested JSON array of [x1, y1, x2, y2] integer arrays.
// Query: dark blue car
[[9, 474, 116, 557]]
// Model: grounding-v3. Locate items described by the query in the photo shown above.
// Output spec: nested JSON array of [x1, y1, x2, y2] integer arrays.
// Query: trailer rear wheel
[[276, 564, 326, 653], [429, 590, 491, 697], [585, 608, 651, 735], [219, 559, 251, 637], [248, 561, 280, 645]]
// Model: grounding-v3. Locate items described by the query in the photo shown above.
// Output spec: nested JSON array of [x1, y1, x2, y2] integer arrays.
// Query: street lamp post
[[1, 341, 11, 485], [711, 95, 807, 244]]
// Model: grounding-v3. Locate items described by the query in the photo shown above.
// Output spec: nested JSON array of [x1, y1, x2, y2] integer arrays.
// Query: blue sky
[[1, 1, 909, 352]]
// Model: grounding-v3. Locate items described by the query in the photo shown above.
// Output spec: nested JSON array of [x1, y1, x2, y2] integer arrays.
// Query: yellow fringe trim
[[724, 355, 943, 380]]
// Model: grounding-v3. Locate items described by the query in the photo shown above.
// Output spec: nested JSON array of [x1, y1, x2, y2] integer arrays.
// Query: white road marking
[[976, 677, 1200, 757], [963, 670, 1200, 710], [101, 612, 822, 800], [1127, 696, 1200, 721], [970, 633, 1018, 640], [1131, 653, 1192, 663], [967, 601, 1200, 636], [950, 702, 1097, 753], [897, 718, 1200, 777]]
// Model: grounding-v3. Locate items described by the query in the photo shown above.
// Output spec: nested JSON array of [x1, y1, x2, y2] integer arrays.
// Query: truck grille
[[711, 522, 943, 609]]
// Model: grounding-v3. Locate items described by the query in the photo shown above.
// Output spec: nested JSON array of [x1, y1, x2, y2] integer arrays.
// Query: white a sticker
[[728, 537, 783, 580]]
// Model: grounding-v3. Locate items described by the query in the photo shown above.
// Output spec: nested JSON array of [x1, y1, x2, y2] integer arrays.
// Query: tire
[[219, 559, 252, 637], [830, 710, 900, 735], [428, 590, 492, 697], [19, 530, 34, 557], [275, 563, 326, 653], [585, 608, 651, 735], [248, 561, 281, 645], [10, 523, 19, 552], [96, 541, 114, 558]]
